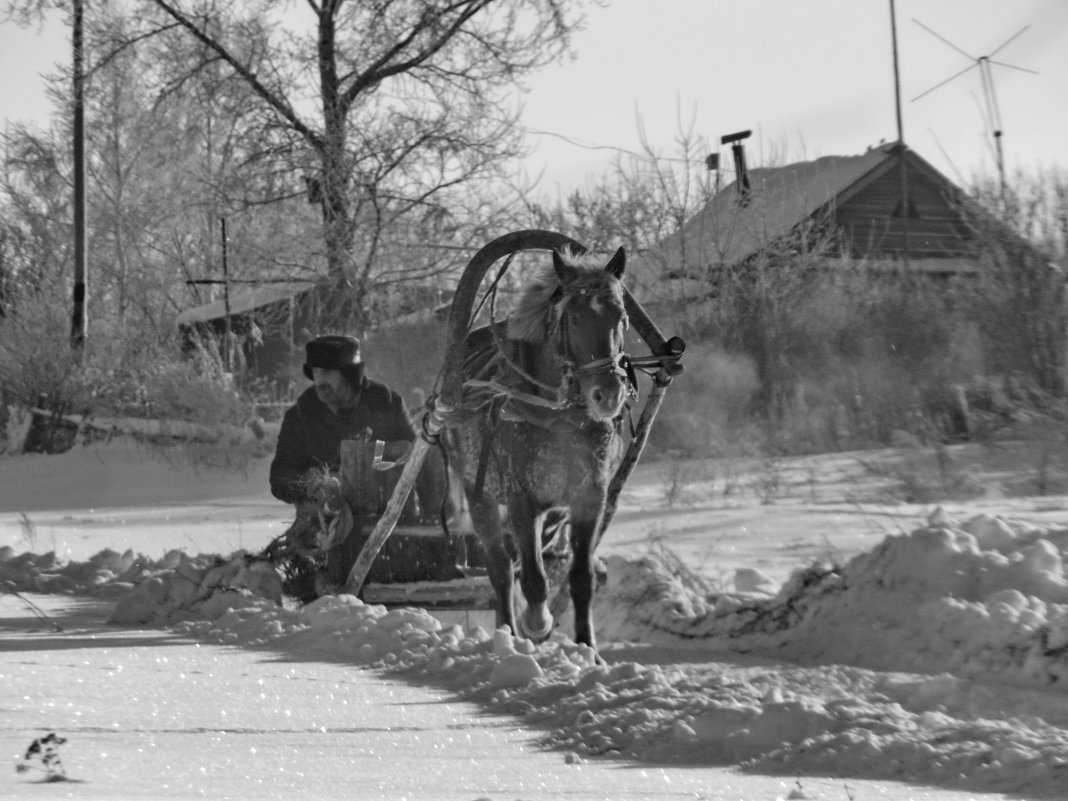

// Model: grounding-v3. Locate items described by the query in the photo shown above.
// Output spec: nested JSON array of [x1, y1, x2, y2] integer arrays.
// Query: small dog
[[19, 732, 66, 778]]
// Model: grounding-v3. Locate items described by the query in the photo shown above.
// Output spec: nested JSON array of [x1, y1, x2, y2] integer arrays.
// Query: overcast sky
[[2, 0, 1066, 196]]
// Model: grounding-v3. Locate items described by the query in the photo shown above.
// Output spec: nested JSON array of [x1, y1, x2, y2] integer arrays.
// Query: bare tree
[[117, 0, 587, 320], [0, 126, 73, 299], [964, 170, 1068, 396]]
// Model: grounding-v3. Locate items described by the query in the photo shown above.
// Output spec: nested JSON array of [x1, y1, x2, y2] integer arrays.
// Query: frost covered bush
[[0, 288, 255, 453], [0, 291, 91, 413], [138, 338, 249, 426]]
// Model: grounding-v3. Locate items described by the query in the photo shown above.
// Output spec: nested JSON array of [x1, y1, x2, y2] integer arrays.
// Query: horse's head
[[507, 246, 633, 420], [550, 246, 632, 420]]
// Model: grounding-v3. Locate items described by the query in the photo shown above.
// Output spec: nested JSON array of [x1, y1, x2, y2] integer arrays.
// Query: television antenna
[[910, 19, 1037, 197]]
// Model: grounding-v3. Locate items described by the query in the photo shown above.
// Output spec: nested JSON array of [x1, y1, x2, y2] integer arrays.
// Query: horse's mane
[[507, 247, 624, 343]]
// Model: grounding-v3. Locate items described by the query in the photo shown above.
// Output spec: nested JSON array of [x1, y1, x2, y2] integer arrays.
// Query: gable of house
[[833, 151, 975, 260], [629, 142, 987, 301]]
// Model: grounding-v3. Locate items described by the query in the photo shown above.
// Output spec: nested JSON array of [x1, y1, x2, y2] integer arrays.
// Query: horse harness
[[465, 280, 639, 502]]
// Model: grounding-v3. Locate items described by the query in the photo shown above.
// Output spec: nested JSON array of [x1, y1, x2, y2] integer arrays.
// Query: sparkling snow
[[4, 440, 1068, 799]]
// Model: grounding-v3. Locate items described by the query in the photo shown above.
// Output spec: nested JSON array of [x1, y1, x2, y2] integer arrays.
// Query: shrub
[[0, 291, 94, 451], [0, 292, 253, 453]]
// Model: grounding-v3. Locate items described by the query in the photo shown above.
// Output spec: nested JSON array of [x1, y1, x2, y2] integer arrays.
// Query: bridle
[[492, 282, 636, 412], [555, 288, 637, 405], [462, 263, 639, 416]]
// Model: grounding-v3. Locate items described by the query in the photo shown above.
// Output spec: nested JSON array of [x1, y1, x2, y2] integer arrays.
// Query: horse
[[444, 245, 634, 652]]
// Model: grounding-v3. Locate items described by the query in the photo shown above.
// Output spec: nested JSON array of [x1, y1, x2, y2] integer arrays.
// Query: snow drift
[[6, 509, 1068, 795]]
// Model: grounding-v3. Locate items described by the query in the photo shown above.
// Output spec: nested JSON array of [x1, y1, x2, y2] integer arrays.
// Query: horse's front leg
[[507, 493, 553, 641], [567, 494, 606, 651], [468, 494, 516, 634]]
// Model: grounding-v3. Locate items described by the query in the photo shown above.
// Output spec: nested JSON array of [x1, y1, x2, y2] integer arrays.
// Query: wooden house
[[175, 280, 322, 390], [174, 278, 453, 392], [629, 141, 992, 302]]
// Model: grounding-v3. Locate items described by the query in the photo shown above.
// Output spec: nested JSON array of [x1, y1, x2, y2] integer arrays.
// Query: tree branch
[[340, 0, 492, 110], [148, 0, 324, 150]]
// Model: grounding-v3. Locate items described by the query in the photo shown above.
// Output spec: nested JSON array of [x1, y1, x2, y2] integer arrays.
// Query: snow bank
[[7, 510, 1068, 795], [595, 509, 1068, 690], [0, 545, 282, 624]]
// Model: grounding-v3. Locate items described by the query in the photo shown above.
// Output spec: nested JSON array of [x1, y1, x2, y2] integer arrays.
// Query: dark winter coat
[[269, 378, 414, 504]]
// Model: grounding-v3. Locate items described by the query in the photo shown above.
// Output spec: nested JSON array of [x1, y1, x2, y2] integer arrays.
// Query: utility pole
[[889, 0, 910, 268], [220, 217, 232, 371], [70, 0, 88, 351]]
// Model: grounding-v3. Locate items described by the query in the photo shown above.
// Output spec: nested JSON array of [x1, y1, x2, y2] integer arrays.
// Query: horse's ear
[[605, 247, 626, 279], [552, 249, 579, 285]]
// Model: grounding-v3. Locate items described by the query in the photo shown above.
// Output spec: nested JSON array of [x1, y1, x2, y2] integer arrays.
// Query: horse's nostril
[[591, 388, 604, 405]]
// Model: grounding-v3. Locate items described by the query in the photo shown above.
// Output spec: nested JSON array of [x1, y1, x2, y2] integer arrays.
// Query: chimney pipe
[[721, 129, 753, 203]]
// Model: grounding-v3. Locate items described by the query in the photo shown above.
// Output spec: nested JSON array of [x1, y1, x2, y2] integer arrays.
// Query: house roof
[[715, 144, 899, 263], [628, 142, 975, 296], [175, 280, 319, 326]]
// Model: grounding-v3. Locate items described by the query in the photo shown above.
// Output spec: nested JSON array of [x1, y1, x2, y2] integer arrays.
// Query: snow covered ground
[[3, 438, 1068, 800]]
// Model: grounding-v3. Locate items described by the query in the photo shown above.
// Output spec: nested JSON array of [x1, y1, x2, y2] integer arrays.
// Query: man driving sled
[[268, 335, 452, 594]]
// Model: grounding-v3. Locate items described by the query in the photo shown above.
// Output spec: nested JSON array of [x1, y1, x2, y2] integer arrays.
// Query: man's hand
[[296, 499, 320, 520]]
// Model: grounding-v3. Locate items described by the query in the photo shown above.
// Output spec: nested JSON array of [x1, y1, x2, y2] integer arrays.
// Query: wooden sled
[[333, 440, 571, 612], [336, 439, 495, 610]]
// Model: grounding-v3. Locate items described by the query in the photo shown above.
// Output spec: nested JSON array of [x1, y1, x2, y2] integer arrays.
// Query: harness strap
[[487, 280, 562, 399], [434, 437, 453, 542], [499, 398, 591, 432], [572, 354, 623, 375], [573, 353, 639, 398], [473, 397, 504, 503], [416, 396, 455, 541], [626, 353, 683, 375], [463, 378, 571, 411]]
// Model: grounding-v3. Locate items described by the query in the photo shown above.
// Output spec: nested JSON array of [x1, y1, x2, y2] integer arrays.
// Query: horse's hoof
[[313, 573, 339, 598], [519, 605, 554, 642]]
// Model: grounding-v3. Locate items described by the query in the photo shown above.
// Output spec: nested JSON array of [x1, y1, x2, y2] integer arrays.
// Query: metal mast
[[911, 19, 1037, 202]]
